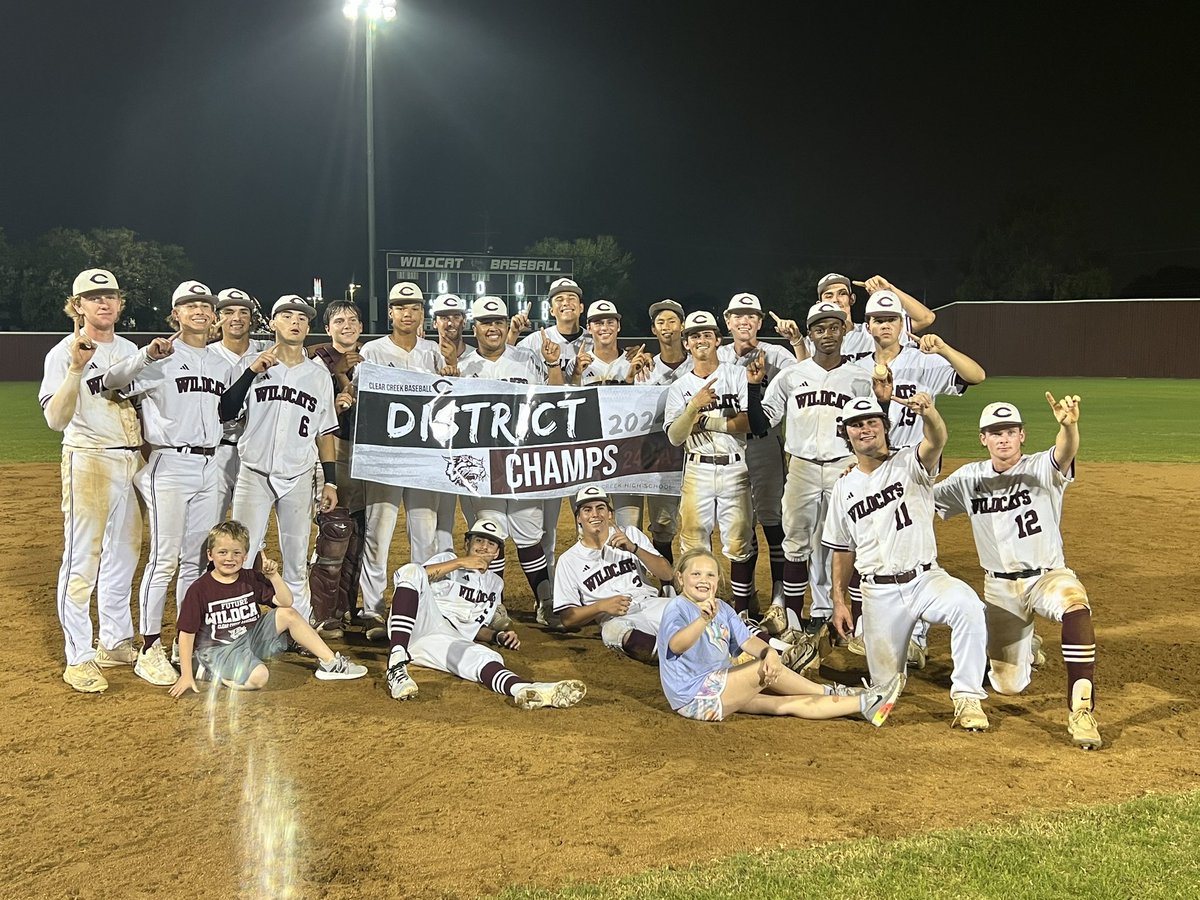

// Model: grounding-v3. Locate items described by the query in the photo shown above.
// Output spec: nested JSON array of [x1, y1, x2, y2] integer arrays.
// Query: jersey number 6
[[299, 415, 309, 437]]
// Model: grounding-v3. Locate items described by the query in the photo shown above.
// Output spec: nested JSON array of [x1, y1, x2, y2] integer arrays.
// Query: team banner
[[351, 362, 683, 500]]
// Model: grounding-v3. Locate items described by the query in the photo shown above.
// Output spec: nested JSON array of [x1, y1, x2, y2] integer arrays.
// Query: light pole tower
[[343, 1, 397, 333]]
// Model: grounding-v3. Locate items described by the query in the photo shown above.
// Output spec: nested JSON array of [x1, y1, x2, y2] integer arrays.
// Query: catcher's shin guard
[[309, 507, 354, 633], [336, 509, 366, 621]]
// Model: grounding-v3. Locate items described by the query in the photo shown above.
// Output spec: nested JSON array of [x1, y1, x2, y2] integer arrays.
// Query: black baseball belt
[[865, 563, 933, 585], [687, 452, 744, 466], [988, 567, 1050, 581]]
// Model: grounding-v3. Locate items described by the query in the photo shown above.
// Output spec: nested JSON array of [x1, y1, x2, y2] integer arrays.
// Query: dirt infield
[[3, 460, 1199, 899]]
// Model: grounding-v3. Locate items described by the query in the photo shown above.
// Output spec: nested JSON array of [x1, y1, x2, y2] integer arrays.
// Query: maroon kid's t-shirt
[[177, 570, 277, 652]]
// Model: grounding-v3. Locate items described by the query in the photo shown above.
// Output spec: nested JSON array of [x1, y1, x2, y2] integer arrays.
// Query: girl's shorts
[[675, 669, 728, 722]]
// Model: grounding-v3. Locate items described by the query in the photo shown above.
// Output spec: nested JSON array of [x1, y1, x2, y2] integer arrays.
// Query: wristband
[[703, 412, 729, 433], [321, 461, 337, 486], [492, 630, 506, 646]]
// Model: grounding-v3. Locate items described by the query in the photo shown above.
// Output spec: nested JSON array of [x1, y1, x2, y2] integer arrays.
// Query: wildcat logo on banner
[[350, 362, 684, 500]]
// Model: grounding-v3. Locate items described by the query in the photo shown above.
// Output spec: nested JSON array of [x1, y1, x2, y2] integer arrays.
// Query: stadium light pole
[[344, 1, 397, 334]]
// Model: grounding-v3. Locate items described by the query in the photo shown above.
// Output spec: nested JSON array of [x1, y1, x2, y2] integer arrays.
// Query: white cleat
[[951, 697, 990, 732], [513, 680, 587, 710], [134, 642, 179, 686]]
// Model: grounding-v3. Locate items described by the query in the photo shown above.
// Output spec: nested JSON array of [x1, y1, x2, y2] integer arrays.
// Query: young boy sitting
[[170, 521, 368, 696]]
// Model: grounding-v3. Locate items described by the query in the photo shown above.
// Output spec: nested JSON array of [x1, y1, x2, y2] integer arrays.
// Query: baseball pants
[[135, 448, 222, 638], [232, 467, 316, 624], [55, 447, 142, 666], [646, 493, 680, 544], [745, 427, 785, 528], [212, 441, 240, 520], [861, 566, 988, 701], [782, 455, 852, 617], [678, 458, 753, 563]]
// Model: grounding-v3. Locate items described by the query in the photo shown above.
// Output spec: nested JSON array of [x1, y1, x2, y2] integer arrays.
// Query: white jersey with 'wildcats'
[[409, 550, 505, 640], [663, 363, 748, 457], [236, 357, 338, 479], [761, 359, 873, 461], [553, 525, 662, 614]]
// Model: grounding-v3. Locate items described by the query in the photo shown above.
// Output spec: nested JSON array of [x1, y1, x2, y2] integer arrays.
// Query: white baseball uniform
[[823, 446, 987, 700], [209, 339, 270, 518], [553, 525, 671, 652], [356, 335, 446, 620], [936, 448, 1086, 694], [39, 335, 143, 666], [855, 347, 968, 448], [228, 356, 338, 622], [663, 363, 753, 564], [761, 358, 873, 615], [108, 341, 232, 639]]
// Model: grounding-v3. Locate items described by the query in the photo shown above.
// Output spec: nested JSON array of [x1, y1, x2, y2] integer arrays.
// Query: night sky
[[3, 1, 1198, 311]]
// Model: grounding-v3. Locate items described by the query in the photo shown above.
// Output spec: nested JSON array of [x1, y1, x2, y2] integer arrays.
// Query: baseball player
[[219, 295, 340, 627], [459, 296, 565, 627], [823, 395, 991, 731], [355, 282, 445, 641], [102, 280, 233, 686], [934, 395, 1102, 749], [509, 277, 590, 583], [553, 486, 676, 661], [640, 299, 693, 564], [209, 288, 271, 519], [759, 302, 873, 636], [663, 311, 767, 612], [39, 268, 156, 692], [811, 273, 936, 358], [717, 292, 799, 611], [855, 288, 986, 666], [304, 300, 367, 638], [384, 516, 587, 710], [573, 299, 650, 529]]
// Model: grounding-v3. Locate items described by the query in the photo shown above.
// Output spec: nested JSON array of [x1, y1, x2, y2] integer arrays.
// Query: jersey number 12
[[1014, 509, 1041, 538]]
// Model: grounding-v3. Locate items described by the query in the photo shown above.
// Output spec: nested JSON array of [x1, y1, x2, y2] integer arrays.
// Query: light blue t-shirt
[[658, 596, 753, 710]]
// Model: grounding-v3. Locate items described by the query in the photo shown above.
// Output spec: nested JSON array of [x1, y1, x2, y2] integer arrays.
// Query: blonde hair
[[672, 548, 728, 598], [206, 520, 250, 553], [62, 292, 125, 323]]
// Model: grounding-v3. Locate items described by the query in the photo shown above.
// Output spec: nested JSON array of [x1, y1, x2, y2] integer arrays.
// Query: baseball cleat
[[315, 652, 368, 681], [861, 673, 905, 727], [535, 599, 565, 631], [63, 660, 109, 693], [906, 639, 927, 670], [846, 634, 867, 657], [1031, 631, 1047, 669], [361, 614, 387, 643], [94, 639, 137, 668], [1068, 707, 1102, 750], [134, 642, 179, 686], [513, 679, 587, 710], [314, 619, 345, 641], [952, 697, 990, 732], [779, 630, 820, 673], [759, 604, 788, 637], [386, 657, 419, 700]]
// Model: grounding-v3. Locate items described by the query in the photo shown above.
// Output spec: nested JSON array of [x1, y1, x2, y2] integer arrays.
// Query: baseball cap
[[388, 282, 424, 305], [548, 278, 583, 302], [172, 280, 218, 306], [216, 288, 253, 311], [471, 296, 509, 321], [430, 293, 466, 316], [586, 299, 621, 322], [864, 290, 903, 318], [841, 396, 888, 427], [271, 294, 318, 319], [573, 485, 611, 512], [464, 517, 508, 548], [806, 302, 849, 329], [682, 310, 720, 337], [817, 273, 853, 297], [979, 402, 1024, 432], [72, 268, 120, 296], [648, 299, 684, 320], [724, 292, 763, 316]]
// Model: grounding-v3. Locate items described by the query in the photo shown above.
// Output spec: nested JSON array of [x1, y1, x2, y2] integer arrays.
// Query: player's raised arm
[[855, 276, 936, 333], [43, 319, 96, 431], [917, 334, 986, 384], [1046, 391, 1081, 471], [903, 392, 947, 473]]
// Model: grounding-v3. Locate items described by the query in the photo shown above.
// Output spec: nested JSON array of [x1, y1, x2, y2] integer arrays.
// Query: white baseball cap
[[573, 485, 611, 512], [817, 272, 853, 297], [271, 294, 318, 319], [430, 293, 465, 316], [73, 268, 120, 296], [682, 310, 720, 337], [216, 287, 253, 310], [172, 280, 218, 306], [388, 282, 424, 305], [471, 296, 509, 321], [864, 290, 903, 318], [464, 517, 508, 547], [841, 396, 888, 427], [586, 299, 621, 322], [806, 301, 849, 329], [548, 278, 582, 301], [979, 402, 1024, 431], [724, 292, 763, 316], [648, 298, 684, 319]]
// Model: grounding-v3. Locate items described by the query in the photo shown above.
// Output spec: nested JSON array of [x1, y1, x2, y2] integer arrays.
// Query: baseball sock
[[516, 544, 550, 597], [762, 524, 786, 583], [653, 540, 675, 563], [849, 573, 863, 626], [729, 559, 755, 613], [479, 660, 524, 697], [1061, 608, 1096, 709], [488, 545, 506, 575], [622, 629, 657, 663], [781, 559, 809, 619], [142, 634, 161, 652], [387, 587, 418, 656]]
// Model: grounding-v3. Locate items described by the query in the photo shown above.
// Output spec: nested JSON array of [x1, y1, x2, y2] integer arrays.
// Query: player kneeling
[[658, 549, 903, 724], [170, 522, 368, 696], [384, 518, 586, 710]]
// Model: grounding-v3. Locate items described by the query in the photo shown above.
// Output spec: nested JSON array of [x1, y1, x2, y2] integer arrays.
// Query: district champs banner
[[351, 362, 684, 500]]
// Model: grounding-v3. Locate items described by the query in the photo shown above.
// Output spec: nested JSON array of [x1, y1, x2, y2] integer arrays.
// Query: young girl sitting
[[658, 549, 903, 724]]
